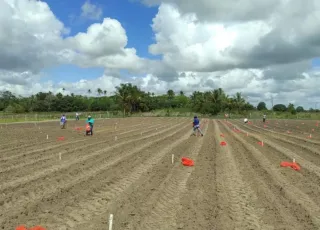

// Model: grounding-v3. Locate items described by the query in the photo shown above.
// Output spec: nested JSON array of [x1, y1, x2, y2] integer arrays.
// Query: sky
[[1, 0, 320, 109]]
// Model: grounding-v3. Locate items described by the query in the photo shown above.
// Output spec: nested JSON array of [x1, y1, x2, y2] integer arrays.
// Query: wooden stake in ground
[[59, 152, 62, 160], [109, 214, 113, 230], [47, 134, 48, 140], [172, 154, 174, 164]]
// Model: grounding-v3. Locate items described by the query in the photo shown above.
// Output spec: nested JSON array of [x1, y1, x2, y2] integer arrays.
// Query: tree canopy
[[0, 84, 313, 115]]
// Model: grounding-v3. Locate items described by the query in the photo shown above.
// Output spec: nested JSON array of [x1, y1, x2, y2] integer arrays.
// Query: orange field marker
[[220, 141, 227, 146], [280, 160, 300, 171], [57, 136, 65, 141]]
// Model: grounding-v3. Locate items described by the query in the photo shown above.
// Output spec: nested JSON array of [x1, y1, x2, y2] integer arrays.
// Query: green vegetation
[[0, 83, 319, 123]]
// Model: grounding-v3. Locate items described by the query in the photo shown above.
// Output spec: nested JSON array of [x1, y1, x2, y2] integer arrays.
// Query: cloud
[[141, 0, 280, 22], [67, 18, 128, 57], [0, 0, 71, 73], [81, 0, 103, 20], [0, 0, 145, 75], [1, 0, 320, 109], [148, 2, 320, 72]]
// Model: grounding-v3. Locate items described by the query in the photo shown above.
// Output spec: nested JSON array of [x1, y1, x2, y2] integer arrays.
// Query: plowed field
[[0, 117, 320, 230]]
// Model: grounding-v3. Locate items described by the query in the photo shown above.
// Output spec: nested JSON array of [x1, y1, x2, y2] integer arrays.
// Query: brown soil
[[1, 117, 320, 229]]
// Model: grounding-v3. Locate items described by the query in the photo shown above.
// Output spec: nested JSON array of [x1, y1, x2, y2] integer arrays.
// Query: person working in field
[[191, 115, 204, 136], [244, 118, 248, 124], [60, 114, 67, 129], [85, 115, 95, 136], [263, 114, 266, 123]]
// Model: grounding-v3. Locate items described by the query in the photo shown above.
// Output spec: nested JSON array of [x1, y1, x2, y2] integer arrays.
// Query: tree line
[[0, 83, 316, 115]]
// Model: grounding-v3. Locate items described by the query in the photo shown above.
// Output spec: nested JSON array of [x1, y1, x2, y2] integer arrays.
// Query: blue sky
[[41, 0, 158, 83]]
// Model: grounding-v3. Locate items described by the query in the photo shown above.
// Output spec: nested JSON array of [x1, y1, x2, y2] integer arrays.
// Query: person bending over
[[85, 115, 95, 136]]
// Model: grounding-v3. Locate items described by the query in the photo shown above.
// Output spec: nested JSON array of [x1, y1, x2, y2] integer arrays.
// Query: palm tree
[[88, 89, 91, 94], [97, 88, 102, 96], [167, 89, 175, 100], [103, 90, 107, 96], [115, 83, 144, 116], [179, 91, 184, 96], [115, 83, 132, 117], [233, 92, 245, 113]]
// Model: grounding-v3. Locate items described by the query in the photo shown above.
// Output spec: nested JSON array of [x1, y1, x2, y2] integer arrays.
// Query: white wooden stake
[[109, 214, 113, 230], [59, 152, 62, 160], [293, 158, 296, 163], [171, 154, 174, 164], [310, 134, 312, 138], [262, 141, 264, 147], [46, 134, 48, 140]]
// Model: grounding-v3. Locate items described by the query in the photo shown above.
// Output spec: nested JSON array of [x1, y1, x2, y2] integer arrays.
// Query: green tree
[[296, 106, 304, 112], [97, 88, 102, 96], [167, 89, 175, 100], [273, 104, 287, 112], [287, 103, 296, 114], [257, 101, 267, 111]]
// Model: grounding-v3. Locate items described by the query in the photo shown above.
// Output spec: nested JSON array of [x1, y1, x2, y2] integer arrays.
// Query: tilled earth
[[0, 117, 320, 230]]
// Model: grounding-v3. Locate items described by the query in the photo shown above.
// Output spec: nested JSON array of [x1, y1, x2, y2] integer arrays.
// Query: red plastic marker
[[220, 141, 227, 146], [181, 157, 194, 166], [280, 161, 301, 171]]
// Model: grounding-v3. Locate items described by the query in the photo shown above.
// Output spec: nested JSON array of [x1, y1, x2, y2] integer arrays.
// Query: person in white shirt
[[76, 112, 79, 121], [244, 118, 248, 124]]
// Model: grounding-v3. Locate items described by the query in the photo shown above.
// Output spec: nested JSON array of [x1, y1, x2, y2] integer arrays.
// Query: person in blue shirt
[[60, 114, 67, 129], [192, 115, 204, 136], [85, 115, 95, 135]]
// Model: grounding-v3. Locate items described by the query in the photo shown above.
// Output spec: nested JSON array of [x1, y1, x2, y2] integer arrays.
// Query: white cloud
[[0, 0, 70, 73], [81, 0, 103, 20], [149, 3, 272, 72], [141, 0, 281, 22], [0, 0, 144, 73], [1, 0, 320, 109], [67, 18, 128, 57]]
